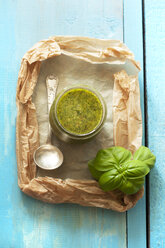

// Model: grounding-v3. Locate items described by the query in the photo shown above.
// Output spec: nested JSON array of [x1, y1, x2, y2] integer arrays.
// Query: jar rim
[[54, 86, 106, 137]]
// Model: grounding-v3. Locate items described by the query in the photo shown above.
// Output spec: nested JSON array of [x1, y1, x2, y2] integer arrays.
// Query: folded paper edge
[[113, 70, 142, 153], [18, 178, 144, 212]]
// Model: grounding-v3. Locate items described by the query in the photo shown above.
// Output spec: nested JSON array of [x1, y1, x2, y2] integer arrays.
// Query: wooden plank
[[0, 0, 128, 247], [0, 1, 19, 247], [144, 0, 165, 247], [124, 0, 147, 247]]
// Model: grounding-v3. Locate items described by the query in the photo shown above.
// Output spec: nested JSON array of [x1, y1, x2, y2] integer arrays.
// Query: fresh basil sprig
[[88, 146, 156, 194]]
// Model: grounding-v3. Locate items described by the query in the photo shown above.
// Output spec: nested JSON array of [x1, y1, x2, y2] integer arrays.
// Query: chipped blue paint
[[0, 0, 148, 247]]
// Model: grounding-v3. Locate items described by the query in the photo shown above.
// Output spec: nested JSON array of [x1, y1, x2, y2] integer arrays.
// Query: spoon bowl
[[34, 144, 63, 170]]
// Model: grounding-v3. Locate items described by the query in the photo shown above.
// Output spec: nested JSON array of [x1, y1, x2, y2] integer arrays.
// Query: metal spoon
[[33, 74, 63, 170]]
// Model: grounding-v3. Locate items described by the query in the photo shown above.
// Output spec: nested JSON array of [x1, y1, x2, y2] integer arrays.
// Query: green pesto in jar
[[56, 88, 103, 135]]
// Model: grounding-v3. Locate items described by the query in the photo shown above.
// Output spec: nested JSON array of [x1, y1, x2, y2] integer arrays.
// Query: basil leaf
[[119, 160, 149, 194], [111, 147, 132, 164], [94, 147, 132, 171], [99, 168, 122, 192], [124, 160, 150, 179], [119, 177, 145, 195], [88, 159, 104, 180], [133, 146, 156, 169]]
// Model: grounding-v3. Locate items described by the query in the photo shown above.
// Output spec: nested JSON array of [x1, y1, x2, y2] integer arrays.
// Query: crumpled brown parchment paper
[[16, 36, 143, 212]]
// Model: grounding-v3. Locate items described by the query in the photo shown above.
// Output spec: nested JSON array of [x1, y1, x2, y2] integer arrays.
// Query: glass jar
[[49, 85, 107, 143]]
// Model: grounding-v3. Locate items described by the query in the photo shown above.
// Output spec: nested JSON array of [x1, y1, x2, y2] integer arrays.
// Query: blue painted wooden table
[[0, 0, 164, 247]]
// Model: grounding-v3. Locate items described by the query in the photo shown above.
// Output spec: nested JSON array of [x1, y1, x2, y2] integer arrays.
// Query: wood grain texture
[[0, 0, 149, 247], [144, 0, 165, 247], [124, 1, 147, 248], [0, 0, 129, 247]]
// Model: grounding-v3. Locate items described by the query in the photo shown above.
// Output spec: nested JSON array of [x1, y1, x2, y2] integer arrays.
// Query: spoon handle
[[46, 74, 59, 144]]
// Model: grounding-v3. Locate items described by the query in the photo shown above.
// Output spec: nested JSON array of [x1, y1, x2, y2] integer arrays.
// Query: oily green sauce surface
[[56, 88, 103, 135]]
